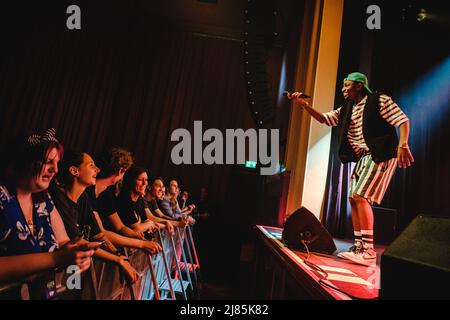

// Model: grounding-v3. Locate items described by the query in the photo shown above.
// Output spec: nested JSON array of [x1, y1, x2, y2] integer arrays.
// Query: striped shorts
[[349, 153, 397, 205]]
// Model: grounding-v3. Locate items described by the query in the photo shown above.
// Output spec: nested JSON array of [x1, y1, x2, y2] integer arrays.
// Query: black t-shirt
[[85, 186, 98, 212], [146, 198, 159, 213], [156, 198, 167, 216], [85, 185, 117, 231], [49, 184, 101, 240], [117, 194, 148, 228]]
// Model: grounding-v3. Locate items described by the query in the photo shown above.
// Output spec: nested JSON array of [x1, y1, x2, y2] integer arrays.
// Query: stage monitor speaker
[[380, 215, 450, 300], [282, 207, 336, 255]]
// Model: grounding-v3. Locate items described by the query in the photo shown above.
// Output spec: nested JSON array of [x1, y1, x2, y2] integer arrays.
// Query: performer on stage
[[289, 72, 414, 266]]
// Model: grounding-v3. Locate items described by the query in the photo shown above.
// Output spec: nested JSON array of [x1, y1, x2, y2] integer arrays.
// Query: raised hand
[[287, 92, 310, 108]]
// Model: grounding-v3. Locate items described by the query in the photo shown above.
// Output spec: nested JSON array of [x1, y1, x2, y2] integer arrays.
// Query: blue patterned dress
[[0, 185, 59, 256]]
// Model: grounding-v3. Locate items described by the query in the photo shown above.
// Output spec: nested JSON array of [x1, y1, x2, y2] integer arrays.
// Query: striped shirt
[[322, 95, 409, 157]]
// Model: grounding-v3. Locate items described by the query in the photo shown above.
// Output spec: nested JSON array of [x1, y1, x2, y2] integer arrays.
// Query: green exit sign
[[245, 161, 257, 169]]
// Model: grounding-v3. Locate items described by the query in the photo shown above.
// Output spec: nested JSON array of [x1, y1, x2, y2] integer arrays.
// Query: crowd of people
[[0, 128, 200, 299]]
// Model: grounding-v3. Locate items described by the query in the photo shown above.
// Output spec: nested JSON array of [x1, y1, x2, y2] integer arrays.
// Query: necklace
[[26, 217, 36, 236], [16, 191, 36, 236]]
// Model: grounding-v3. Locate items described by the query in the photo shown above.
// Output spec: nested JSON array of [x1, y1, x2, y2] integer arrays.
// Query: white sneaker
[[340, 247, 377, 266], [337, 243, 361, 260]]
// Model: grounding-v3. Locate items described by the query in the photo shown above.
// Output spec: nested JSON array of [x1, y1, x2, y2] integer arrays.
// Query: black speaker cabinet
[[373, 206, 397, 245], [282, 207, 336, 255], [380, 215, 450, 300]]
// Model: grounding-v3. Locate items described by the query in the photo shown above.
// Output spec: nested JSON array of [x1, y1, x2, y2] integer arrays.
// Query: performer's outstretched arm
[[287, 92, 327, 124]]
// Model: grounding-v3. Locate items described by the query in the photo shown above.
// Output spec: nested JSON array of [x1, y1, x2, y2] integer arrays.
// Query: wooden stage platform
[[254, 225, 386, 300]]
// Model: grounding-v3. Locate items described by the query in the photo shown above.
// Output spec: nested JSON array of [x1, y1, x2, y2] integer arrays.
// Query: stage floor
[[256, 225, 385, 300]]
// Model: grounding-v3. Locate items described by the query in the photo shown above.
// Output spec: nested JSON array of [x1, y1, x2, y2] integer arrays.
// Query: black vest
[[337, 93, 398, 164]]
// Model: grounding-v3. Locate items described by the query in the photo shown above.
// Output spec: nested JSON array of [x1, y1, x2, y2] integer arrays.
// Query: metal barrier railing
[[0, 270, 66, 300], [0, 225, 201, 300]]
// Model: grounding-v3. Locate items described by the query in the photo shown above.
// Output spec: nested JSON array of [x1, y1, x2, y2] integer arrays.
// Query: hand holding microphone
[[283, 90, 310, 98], [284, 90, 311, 108]]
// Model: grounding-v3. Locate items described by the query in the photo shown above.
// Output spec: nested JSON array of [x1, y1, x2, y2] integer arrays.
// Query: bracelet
[[398, 143, 409, 149]]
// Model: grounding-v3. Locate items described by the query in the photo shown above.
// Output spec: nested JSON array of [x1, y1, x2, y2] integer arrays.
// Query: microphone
[[283, 90, 310, 99]]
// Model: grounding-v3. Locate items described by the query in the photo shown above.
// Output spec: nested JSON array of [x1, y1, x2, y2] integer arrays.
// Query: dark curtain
[[323, 147, 354, 239], [0, 19, 254, 208]]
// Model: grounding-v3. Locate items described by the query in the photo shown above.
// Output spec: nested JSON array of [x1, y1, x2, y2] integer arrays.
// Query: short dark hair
[[151, 176, 164, 185], [56, 150, 85, 187]]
